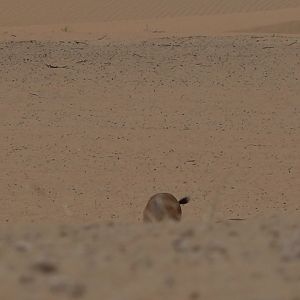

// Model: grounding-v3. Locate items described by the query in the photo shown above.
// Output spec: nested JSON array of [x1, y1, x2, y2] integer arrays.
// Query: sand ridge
[[1, 1, 300, 40], [1, 0, 300, 26]]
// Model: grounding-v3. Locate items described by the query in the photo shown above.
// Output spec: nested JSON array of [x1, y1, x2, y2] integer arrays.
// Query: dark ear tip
[[179, 197, 190, 205]]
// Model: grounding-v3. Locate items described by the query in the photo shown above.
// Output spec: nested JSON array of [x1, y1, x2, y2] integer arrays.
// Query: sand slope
[[1, 35, 299, 223], [1, 0, 300, 26], [1, 0, 300, 39]]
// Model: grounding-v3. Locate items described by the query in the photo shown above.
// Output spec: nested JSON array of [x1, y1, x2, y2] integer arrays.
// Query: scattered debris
[[31, 259, 58, 274], [98, 35, 107, 41], [45, 63, 68, 69], [74, 41, 88, 45], [76, 59, 88, 64]]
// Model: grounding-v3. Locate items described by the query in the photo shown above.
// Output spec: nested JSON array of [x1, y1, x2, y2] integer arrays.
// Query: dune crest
[[1, 0, 300, 27], [1, 1, 300, 40]]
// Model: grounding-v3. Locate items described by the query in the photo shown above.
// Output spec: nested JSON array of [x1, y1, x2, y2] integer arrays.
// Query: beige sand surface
[[1, 0, 300, 40], [2, 0, 300, 26], [1, 35, 299, 223], [1, 214, 300, 300], [0, 0, 300, 299]]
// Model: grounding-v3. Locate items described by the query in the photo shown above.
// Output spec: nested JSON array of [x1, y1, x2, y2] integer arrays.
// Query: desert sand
[[0, 0, 300, 299]]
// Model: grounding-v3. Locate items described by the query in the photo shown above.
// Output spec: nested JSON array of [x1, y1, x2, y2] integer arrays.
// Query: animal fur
[[143, 193, 190, 223]]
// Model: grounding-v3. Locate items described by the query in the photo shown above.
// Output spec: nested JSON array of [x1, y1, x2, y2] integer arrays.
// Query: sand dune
[[1, 0, 300, 26], [0, 0, 300, 39], [244, 20, 300, 34]]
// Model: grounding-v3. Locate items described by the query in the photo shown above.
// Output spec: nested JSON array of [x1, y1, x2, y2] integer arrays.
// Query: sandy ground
[[1, 0, 300, 299], [1, 0, 300, 40], [1, 215, 300, 300], [1, 35, 299, 223]]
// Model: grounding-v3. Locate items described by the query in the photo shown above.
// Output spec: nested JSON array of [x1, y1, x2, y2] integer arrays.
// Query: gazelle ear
[[179, 197, 190, 205]]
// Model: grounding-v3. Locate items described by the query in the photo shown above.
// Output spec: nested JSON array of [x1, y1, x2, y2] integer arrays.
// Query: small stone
[[31, 259, 58, 274]]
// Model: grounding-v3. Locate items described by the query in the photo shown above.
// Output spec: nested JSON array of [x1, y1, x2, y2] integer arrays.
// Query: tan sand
[[1, 0, 300, 40], [0, 0, 300, 299], [1, 0, 300, 26], [2, 215, 300, 300], [1, 34, 299, 223]]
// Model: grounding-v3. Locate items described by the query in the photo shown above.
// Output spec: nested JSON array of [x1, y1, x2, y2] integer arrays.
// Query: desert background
[[0, 0, 300, 299]]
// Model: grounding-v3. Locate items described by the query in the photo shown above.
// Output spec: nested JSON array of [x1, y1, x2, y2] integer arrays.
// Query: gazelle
[[143, 193, 190, 222]]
